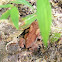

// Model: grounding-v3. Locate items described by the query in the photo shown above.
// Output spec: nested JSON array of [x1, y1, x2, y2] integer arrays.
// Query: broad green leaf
[[0, 4, 12, 8], [21, 13, 37, 29], [50, 33, 61, 43], [10, 7, 19, 29], [10, 0, 33, 9], [0, 10, 10, 19], [37, 0, 52, 47]]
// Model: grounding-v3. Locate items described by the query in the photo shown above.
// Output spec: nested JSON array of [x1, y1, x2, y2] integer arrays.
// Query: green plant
[[0, 0, 52, 47], [0, 0, 34, 29], [50, 33, 61, 43], [37, 0, 52, 47]]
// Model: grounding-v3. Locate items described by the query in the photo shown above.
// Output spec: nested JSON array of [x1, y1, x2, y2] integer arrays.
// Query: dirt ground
[[0, 0, 62, 62]]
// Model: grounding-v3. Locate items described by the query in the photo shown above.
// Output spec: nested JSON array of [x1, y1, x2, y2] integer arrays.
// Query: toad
[[19, 21, 42, 51]]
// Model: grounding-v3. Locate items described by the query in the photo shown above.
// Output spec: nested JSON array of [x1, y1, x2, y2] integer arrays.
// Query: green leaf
[[10, 0, 33, 9], [0, 10, 10, 19], [50, 33, 61, 43], [10, 7, 19, 29], [0, 4, 12, 8], [21, 13, 37, 29], [37, 0, 52, 47]]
